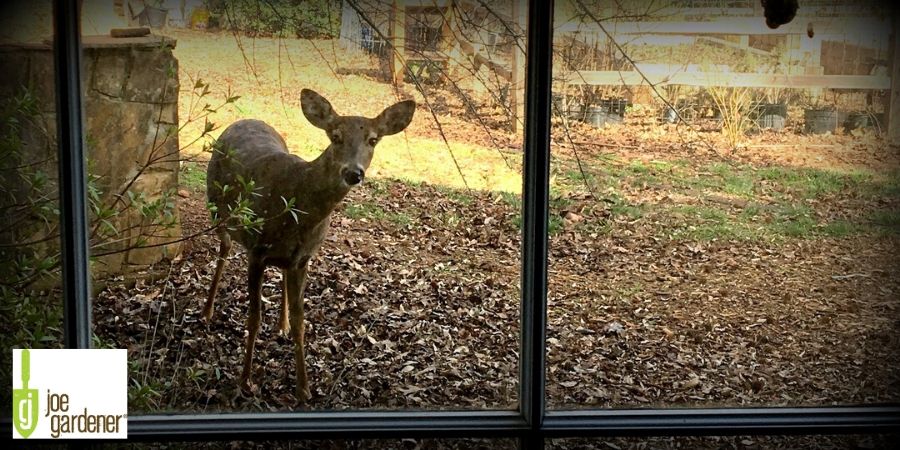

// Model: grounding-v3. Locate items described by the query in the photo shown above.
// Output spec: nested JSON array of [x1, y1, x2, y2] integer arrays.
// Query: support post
[[510, 0, 527, 133], [54, 0, 93, 349], [390, 0, 406, 85], [889, 14, 900, 145], [520, 0, 553, 441], [443, 0, 461, 79]]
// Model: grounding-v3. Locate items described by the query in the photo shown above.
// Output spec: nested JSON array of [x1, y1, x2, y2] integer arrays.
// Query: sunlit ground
[[172, 29, 522, 193]]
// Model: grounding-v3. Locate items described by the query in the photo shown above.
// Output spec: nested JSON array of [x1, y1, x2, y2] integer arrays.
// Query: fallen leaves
[[92, 164, 900, 415]]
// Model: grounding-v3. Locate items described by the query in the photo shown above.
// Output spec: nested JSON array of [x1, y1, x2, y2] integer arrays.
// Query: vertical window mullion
[[519, 0, 555, 442], [53, 0, 92, 349]]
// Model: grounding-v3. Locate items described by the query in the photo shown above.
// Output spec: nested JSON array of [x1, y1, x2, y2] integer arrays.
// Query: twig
[[831, 273, 869, 281]]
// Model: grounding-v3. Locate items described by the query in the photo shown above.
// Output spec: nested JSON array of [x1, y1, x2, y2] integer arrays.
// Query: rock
[[110, 27, 150, 38], [90, 49, 129, 97], [125, 220, 183, 267], [123, 49, 179, 103], [157, 102, 178, 125], [564, 211, 583, 223], [92, 252, 126, 278], [84, 96, 153, 190], [28, 50, 57, 112], [131, 171, 177, 197], [6, 38, 182, 280], [0, 51, 30, 100]]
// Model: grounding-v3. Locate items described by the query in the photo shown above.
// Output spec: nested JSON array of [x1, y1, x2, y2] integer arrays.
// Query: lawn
[[171, 29, 521, 193]]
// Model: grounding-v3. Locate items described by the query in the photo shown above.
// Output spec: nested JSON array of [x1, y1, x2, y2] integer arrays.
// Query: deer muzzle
[[341, 166, 365, 186]]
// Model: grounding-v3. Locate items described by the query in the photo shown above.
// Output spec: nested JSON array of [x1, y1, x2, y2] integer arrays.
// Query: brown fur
[[204, 89, 415, 401]]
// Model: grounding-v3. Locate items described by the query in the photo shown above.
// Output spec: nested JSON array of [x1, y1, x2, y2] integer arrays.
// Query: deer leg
[[203, 231, 232, 321], [277, 273, 290, 335], [286, 260, 311, 401], [240, 253, 265, 390]]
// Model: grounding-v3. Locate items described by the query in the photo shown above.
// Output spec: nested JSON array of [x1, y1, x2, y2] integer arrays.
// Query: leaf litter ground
[[94, 164, 899, 414], [91, 29, 900, 449]]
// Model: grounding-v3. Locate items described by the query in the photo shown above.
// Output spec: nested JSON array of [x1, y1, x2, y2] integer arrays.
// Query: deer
[[203, 89, 415, 401]]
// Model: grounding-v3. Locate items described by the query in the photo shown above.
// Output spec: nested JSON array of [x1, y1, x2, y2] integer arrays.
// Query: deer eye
[[331, 131, 343, 144], [368, 137, 378, 146]]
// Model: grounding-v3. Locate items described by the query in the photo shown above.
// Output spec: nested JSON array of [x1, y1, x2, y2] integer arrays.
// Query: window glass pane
[[84, 0, 525, 413], [548, 0, 899, 408], [103, 439, 518, 449], [0, 0, 64, 415], [549, 435, 899, 449]]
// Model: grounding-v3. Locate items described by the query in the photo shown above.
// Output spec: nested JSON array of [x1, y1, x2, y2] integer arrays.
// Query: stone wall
[[0, 35, 181, 278]]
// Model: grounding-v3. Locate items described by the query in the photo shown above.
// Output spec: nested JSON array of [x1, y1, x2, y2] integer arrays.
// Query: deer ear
[[301, 89, 336, 129], [376, 100, 416, 136]]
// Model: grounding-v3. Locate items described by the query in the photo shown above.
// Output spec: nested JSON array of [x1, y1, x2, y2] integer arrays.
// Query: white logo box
[[12, 349, 128, 439]]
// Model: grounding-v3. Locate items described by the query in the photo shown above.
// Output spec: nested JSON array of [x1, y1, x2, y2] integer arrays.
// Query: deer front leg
[[203, 231, 232, 321], [240, 253, 265, 391], [286, 260, 311, 401]]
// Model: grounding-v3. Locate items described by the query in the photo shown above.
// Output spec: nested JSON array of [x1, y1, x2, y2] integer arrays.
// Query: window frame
[[8, 0, 896, 445]]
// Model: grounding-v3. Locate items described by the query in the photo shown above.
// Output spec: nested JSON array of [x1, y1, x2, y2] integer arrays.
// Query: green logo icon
[[12, 349, 38, 438]]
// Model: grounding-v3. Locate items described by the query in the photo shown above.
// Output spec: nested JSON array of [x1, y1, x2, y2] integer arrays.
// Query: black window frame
[[6, 0, 897, 446]]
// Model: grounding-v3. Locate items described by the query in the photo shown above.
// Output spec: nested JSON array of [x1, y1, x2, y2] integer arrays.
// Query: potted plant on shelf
[[752, 87, 788, 131], [135, 0, 169, 29], [802, 95, 840, 135]]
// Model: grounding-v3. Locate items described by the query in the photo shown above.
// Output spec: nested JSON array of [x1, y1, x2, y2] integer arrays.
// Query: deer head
[[300, 89, 415, 187]]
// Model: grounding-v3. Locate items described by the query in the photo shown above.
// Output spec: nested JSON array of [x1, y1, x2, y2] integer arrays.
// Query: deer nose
[[342, 167, 365, 186]]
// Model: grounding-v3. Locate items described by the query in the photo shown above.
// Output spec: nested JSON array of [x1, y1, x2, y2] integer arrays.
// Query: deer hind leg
[[277, 272, 290, 335], [203, 230, 232, 321], [240, 254, 265, 390], [286, 259, 311, 401]]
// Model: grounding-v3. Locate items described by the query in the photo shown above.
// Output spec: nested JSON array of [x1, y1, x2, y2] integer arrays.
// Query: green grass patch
[[673, 205, 729, 223], [739, 204, 762, 221], [756, 166, 848, 198], [858, 171, 900, 199], [822, 220, 860, 237], [553, 166, 609, 196], [673, 223, 762, 241], [434, 185, 474, 205], [769, 210, 813, 238], [365, 178, 391, 196], [547, 154, 890, 242], [667, 202, 843, 241], [504, 188, 563, 235], [343, 202, 416, 228], [548, 215, 564, 235], [626, 160, 649, 174], [388, 212, 415, 227], [615, 282, 644, 299], [871, 209, 900, 233], [622, 161, 664, 189], [669, 205, 755, 240], [436, 210, 464, 227], [562, 168, 597, 184], [649, 160, 675, 171], [605, 193, 645, 219], [499, 191, 521, 209], [550, 192, 573, 211], [180, 161, 207, 192], [773, 217, 818, 238], [723, 173, 755, 197], [770, 203, 817, 238], [343, 203, 385, 220]]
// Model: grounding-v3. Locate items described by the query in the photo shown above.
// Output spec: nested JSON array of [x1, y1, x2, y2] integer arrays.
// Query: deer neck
[[293, 144, 351, 221]]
